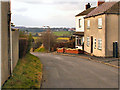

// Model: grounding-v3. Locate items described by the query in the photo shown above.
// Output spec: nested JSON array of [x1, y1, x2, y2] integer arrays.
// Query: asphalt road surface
[[31, 52, 119, 88]]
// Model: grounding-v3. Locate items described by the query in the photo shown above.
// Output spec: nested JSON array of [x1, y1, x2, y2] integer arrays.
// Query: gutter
[[84, 13, 105, 19]]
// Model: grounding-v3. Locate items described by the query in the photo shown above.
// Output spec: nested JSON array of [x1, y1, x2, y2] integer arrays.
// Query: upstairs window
[[87, 20, 90, 29], [87, 37, 90, 47], [98, 39, 102, 50], [79, 19, 81, 28], [98, 18, 102, 29]]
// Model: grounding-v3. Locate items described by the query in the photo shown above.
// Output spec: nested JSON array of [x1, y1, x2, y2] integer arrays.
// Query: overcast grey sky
[[11, 0, 115, 28]]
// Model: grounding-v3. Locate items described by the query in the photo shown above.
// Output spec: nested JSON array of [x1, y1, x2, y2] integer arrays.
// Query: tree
[[32, 38, 42, 50], [41, 30, 56, 52], [26, 33, 34, 53]]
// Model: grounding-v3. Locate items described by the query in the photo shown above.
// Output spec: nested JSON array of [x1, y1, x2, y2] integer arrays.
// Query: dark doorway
[[91, 36, 93, 53]]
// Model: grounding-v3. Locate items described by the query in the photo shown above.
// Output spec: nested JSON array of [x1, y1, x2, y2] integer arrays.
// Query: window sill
[[87, 27, 90, 29], [98, 27, 102, 29], [98, 48, 102, 50]]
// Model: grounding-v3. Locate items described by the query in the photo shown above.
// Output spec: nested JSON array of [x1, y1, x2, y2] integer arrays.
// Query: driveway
[[31, 52, 118, 88]]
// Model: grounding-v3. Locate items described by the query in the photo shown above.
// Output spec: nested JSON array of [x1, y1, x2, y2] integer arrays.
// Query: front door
[[91, 36, 93, 53]]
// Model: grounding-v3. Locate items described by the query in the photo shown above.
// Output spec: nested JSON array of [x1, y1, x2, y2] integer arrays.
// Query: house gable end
[[105, 1, 120, 14]]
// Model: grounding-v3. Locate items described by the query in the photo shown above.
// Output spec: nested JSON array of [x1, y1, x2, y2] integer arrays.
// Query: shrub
[[19, 38, 28, 58], [41, 30, 56, 51], [19, 32, 34, 58]]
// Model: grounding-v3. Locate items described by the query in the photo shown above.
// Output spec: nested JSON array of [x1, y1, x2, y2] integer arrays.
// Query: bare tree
[[41, 29, 56, 52]]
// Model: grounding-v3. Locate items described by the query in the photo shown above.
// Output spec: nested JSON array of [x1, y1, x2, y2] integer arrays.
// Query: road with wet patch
[[31, 52, 118, 88]]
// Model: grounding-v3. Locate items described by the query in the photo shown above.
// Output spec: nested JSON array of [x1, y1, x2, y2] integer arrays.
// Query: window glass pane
[[87, 37, 90, 46], [94, 38, 96, 49], [98, 18, 102, 27], [98, 39, 102, 49], [79, 19, 81, 28], [87, 20, 90, 27]]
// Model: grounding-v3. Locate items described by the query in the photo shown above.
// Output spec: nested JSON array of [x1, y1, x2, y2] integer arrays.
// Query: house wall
[[75, 15, 85, 32], [12, 30, 19, 71], [1, 1, 10, 85], [84, 14, 106, 57], [106, 14, 119, 57], [75, 15, 85, 49]]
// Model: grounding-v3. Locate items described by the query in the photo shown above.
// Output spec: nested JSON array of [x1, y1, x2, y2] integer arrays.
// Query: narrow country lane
[[31, 52, 118, 88]]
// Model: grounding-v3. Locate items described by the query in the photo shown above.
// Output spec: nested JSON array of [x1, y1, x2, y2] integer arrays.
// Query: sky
[[10, 0, 118, 28]]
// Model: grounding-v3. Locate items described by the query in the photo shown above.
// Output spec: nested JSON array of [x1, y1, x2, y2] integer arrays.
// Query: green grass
[[33, 37, 39, 40], [53, 31, 73, 36], [2, 53, 42, 89], [34, 48, 46, 52]]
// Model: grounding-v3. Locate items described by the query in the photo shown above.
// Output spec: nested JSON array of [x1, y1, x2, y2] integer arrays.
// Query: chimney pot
[[86, 3, 91, 10], [98, 0, 105, 6]]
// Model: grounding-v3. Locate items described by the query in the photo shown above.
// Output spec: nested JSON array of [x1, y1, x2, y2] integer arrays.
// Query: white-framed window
[[94, 38, 96, 49], [87, 20, 90, 29], [98, 39, 102, 50], [79, 19, 81, 28], [98, 18, 102, 29], [87, 37, 90, 47]]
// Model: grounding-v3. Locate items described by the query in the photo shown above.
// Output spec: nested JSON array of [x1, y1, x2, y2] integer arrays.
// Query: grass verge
[[2, 53, 42, 89], [34, 47, 46, 52]]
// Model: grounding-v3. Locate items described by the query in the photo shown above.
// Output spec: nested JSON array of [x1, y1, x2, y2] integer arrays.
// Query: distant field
[[33, 37, 39, 40], [53, 31, 73, 36], [57, 37, 69, 41]]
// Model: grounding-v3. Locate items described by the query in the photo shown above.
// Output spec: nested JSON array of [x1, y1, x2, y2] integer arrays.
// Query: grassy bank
[[2, 53, 42, 89], [34, 47, 46, 52]]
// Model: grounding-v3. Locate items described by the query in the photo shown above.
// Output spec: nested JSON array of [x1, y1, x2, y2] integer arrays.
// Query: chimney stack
[[86, 3, 91, 10], [97, 0, 105, 6]]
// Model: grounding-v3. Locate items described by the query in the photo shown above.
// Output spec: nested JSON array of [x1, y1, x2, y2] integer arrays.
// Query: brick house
[[84, 1, 120, 57]]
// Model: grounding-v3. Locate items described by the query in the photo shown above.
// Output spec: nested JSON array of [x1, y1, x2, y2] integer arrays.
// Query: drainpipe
[[9, 0, 13, 76], [0, 1, 1, 88], [105, 14, 107, 57]]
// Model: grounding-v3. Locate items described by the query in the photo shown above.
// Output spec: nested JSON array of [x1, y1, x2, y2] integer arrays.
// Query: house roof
[[75, 7, 96, 17], [85, 1, 120, 18]]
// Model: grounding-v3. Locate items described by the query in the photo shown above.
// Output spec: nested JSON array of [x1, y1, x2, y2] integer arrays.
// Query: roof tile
[[85, 2, 117, 18]]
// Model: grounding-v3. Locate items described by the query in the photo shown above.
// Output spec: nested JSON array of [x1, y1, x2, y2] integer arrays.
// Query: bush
[[26, 34, 34, 53], [19, 32, 34, 58], [54, 40, 75, 49], [41, 30, 56, 51], [32, 38, 42, 50], [19, 38, 28, 58]]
